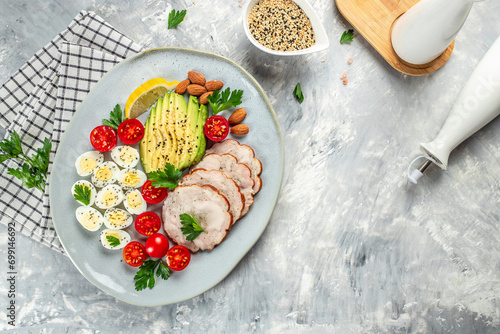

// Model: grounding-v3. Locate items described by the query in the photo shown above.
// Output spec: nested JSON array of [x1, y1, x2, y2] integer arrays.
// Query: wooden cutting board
[[336, 0, 454, 76]]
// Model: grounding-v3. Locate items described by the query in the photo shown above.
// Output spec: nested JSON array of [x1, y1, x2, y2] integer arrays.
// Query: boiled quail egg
[[71, 180, 97, 206], [75, 206, 104, 232], [75, 151, 104, 176], [91, 161, 119, 188], [116, 168, 147, 189], [123, 189, 147, 215], [100, 229, 130, 250], [95, 184, 124, 209], [111, 145, 139, 168], [103, 208, 133, 230]]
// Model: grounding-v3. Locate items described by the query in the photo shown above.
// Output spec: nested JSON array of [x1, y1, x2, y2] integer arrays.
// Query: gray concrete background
[[1, 0, 499, 333]]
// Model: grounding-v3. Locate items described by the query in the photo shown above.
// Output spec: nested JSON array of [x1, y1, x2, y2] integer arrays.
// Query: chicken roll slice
[[206, 139, 262, 194], [181, 169, 245, 224], [191, 153, 254, 216], [162, 185, 232, 252]]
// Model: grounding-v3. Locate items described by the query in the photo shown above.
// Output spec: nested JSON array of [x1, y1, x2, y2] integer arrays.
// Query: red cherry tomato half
[[204, 115, 229, 142], [141, 180, 168, 204], [123, 241, 148, 267], [145, 233, 170, 258], [135, 211, 162, 236], [166, 245, 191, 271], [90, 125, 117, 152], [117, 118, 145, 145]]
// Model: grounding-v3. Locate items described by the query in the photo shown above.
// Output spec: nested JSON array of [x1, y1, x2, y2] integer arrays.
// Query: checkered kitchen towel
[[0, 10, 142, 254]]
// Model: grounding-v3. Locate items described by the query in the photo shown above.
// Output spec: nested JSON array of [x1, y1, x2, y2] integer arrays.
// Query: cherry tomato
[[123, 241, 148, 267], [90, 125, 117, 152], [135, 211, 162, 236], [166, 245, 191, 271], [117, 118, 145, 145], [204, 115, 229, 142], [145, 233, 170, 258], [141, 180, 168, 204]]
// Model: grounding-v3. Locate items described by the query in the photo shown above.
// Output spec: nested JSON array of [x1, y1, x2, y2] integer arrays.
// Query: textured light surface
[[1, 0, 500, 332]]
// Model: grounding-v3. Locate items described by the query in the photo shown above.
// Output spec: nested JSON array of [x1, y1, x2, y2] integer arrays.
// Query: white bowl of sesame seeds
[[243, 0, 329, 56]]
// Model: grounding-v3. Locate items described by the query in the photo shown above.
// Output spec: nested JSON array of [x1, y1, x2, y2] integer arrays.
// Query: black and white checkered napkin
[[0, 10, 142, 254]]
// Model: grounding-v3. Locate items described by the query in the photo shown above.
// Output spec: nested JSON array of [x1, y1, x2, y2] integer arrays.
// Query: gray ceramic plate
[[50, 48, 284, 306]]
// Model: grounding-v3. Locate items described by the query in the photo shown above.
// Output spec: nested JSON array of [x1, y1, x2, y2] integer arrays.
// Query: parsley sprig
[[206, 88, 243, 115], [73, 184, 92, 206], [168, 9, 187, 29], [340, 29, 354, 44], [106, 235, 121, 248], [134, 259, 171, 291], [0, 130, 51, 193], [180, 213, 206, 241], [102, 104, 123, 130], [148, 163, 182, 189], [293, 83, 304, 104]]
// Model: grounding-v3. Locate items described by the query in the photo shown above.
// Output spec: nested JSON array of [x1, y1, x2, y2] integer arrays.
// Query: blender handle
[[420, 36, 500, 170]]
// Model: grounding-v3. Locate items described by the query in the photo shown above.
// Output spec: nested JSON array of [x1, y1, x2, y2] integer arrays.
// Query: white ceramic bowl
[[243, 0, 329, 56]]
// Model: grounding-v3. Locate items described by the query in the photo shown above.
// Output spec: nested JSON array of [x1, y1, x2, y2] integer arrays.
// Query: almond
[[187, 71, 206, 86], [205, 80, 224, 91], [187, 84, 207, 96], [228, 108, 247, 125], [230, 124, 249, 136], [199, 91, 213, 105], [175, 79, 190, 94]]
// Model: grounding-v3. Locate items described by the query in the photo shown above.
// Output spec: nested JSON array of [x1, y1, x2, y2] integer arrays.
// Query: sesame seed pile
[[248, 0, 315, 52]]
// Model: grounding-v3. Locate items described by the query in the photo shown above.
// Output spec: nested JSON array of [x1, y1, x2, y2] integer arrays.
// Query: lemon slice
[[125, 78, 179, 119]]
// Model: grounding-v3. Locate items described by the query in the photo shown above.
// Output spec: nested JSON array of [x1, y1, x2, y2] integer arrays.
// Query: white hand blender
[[408, 36, 500, 184]]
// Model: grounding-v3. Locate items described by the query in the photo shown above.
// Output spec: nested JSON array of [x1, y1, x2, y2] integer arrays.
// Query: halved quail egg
[[100, 229, 130, 250], [111, 145, 139, 168], [116, 168, 147, 190], [123, 189, 147, 215], [75, 151, 104, 176], [91, 161, 119, 188], [75, 206, 104, 232], [71, 180, 97, 206], [95, 184, 124, 209], [103, 208, 133, 230]]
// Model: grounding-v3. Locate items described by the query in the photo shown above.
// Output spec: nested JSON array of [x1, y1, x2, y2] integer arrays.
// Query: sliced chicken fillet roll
[[206, 139, 262, 194], [191, 153, 254, 216], [181, 169, 245, 224], [162, 185, 232, 252]]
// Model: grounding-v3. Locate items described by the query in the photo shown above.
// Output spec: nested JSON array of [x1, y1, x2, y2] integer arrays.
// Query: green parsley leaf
[[106, 235, 121, 248], [0, 154, 10, 164], [156, 261, 171, 280], [148, 163, 182, 189], [180, 213, 206, 241], [30, 138, 51, 176], [0, 130, 51, 193], [168, 9, 187, 29], [0, 131, 23, 158], [102, 104, 123, 130], [293, 83, 304, 104], [134, 259, 170, 291], [340, 29, 354, 44], [8, 164, 44, 190], [206, 87, 243, 115], [73, 184, 92, 206]]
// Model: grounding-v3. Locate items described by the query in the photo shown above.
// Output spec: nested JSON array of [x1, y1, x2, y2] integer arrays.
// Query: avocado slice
[[157, 93, 171, 168], [148, 102, 160, 172], [177, 95, 200, 170], [191, 103, 208, 165], [172, 93, 188, 168], [165, 93, 178, 169], [140, 116, 151, 172], [153, 94, 169, 171]]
